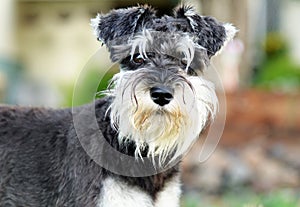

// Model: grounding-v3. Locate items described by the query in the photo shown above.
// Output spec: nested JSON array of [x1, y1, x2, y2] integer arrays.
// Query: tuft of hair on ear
[[173, 4, 196, 18], [91, 5, 156, 46], [174, 4, 237, 58]]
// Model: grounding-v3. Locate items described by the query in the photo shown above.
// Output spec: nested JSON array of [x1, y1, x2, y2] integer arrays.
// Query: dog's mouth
[[132, 106, 185, 133], [130, 106, 189, 162], [154, 108, 171, 115]]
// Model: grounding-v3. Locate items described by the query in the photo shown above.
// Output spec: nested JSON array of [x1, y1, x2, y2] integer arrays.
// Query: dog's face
[[91, 5, 236, 164]]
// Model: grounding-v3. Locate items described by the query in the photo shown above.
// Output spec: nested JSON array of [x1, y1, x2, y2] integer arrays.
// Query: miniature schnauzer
[[0, 4, 236, 207]]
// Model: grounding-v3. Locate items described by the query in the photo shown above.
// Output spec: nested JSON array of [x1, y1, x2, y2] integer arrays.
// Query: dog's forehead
[[109, 30, 206, 64], [145, 16, 191, 33], [92, 5, 237, 62]]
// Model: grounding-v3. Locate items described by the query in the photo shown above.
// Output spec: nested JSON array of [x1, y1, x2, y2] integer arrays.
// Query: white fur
[[223, 23, 238, 44], [90, 14, 102, 41], [107, 70, 218, 164], [97, 177, 153, 207], [214, 23, 238, 56], [126, 30, 204, 69], [154, 176, 181, 207], [130, 30, 153, 59], [97, 176, 181, 207]]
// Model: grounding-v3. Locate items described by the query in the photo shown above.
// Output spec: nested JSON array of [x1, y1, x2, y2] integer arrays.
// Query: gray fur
[[0, 98, 178, 206], [0, 4, 236, 206], [91, 4, 236, 58]]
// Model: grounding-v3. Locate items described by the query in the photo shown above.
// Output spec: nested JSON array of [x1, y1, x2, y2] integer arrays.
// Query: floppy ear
[[174, 5, 237, 57], [91, 5, 156, 45]]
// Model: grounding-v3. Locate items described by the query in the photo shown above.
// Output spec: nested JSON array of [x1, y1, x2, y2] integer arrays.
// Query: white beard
[[107, 70, 218, 165]]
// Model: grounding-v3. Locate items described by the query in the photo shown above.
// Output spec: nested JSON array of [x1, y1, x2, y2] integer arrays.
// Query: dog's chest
[[97, 176, 181, 207]]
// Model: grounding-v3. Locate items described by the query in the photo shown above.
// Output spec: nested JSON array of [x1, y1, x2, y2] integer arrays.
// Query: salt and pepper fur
[[91, 4, 237, 58], [92, 4, 236, 165], [0, 4, 236, 206], [108, 64, 218, 165]]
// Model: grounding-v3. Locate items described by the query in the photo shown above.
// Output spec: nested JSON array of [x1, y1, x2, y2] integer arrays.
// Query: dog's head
[[91, 5, 237, 164]]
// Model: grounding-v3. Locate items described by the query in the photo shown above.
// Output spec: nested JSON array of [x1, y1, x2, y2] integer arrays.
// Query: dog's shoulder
[[0, 97, 112, 143], [0, 104, 72, 149]]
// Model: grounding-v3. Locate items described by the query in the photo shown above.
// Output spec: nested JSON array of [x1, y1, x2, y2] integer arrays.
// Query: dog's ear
[[91, 5, 156, 45], [174, 5, 237, 57]]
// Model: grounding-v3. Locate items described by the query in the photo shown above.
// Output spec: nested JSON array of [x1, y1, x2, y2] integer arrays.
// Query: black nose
[[150, 86, 174, 106]]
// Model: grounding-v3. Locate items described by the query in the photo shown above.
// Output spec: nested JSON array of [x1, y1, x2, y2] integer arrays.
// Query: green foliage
[[253, 33, 300, 91], [182, 189, 300, 207], [181, 194, 202, 207], [61, 67, 115, 107], [263, 33, 288, 57], [260, 191, 299, 207], [253, 55, 300, 90]]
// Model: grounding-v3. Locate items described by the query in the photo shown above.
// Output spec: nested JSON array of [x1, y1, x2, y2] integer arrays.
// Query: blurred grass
[[182, 189, 300, 207], [253, 33, 300, 91]]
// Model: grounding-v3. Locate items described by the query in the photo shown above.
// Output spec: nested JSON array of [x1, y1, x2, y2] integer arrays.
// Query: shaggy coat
[[0, 4, 236, 206], [0, 97, 179, 206]]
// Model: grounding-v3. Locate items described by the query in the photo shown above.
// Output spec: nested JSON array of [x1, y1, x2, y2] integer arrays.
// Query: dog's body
[[0, 5, 236, 207], [0, 98, 180, 206]]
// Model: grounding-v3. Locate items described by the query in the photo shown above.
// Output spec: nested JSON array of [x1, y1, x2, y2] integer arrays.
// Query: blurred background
[[0, 0, 300, 206]]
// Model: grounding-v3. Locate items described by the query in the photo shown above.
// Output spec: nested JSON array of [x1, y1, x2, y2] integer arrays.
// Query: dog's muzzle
[[150, 86, 174, 106]]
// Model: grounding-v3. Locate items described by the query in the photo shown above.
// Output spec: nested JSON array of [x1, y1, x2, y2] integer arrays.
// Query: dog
[[0, 4, 236, 207]]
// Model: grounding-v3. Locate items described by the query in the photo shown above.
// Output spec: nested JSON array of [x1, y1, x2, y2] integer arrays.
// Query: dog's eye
[[132, 54, 145, 65], [181, 58, 188, 66]]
